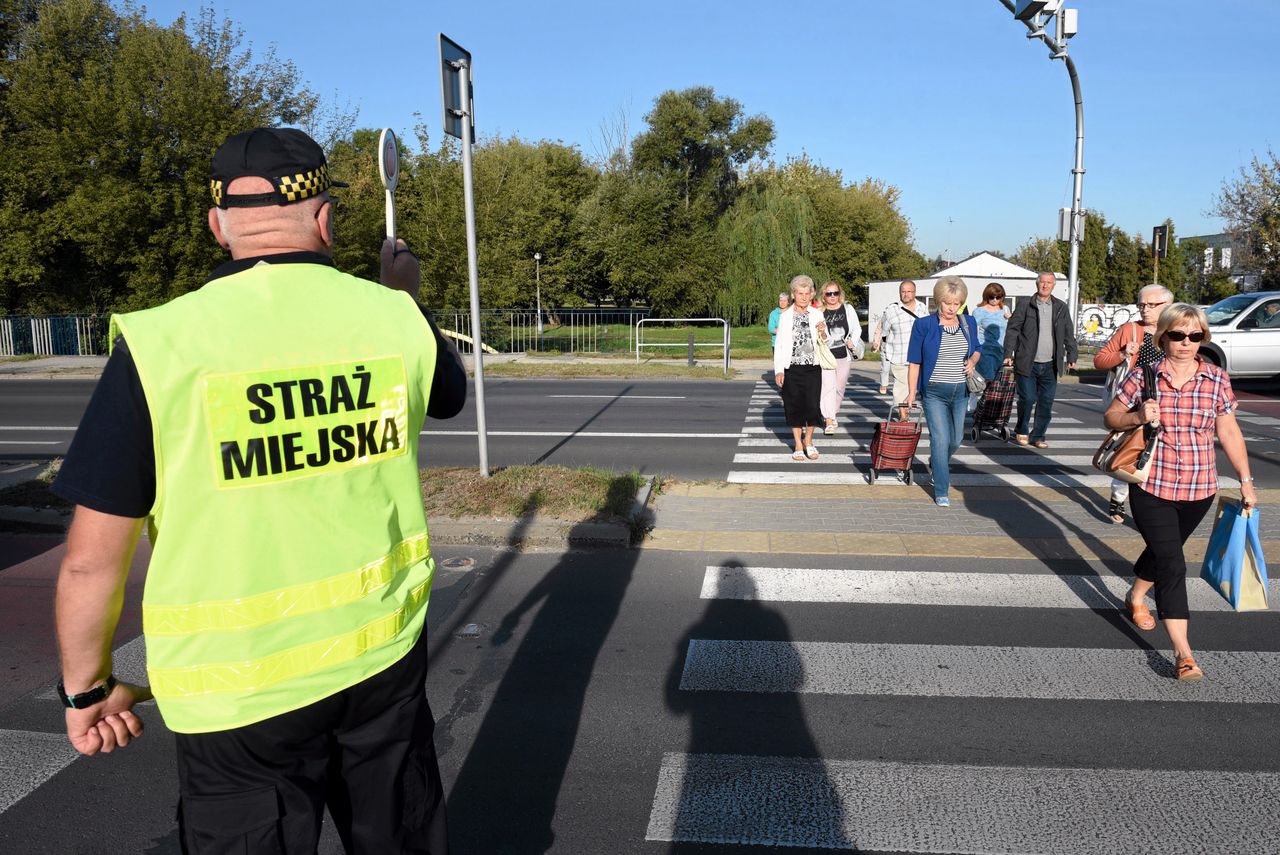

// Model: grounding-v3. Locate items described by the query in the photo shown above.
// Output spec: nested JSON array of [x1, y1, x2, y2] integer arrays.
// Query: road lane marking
[[645, 752, 1280, 853], [0, 441, 61, 446], [699, 565, 1275, 612], [0, 730, 81, 815], [420, 430, 740, 438], [546, 394, 687, 399], [0, 426, 77, 431], [678, 640, 1280, 702], [728, 471, 1111, 486], [731, 453, 1100, 467]]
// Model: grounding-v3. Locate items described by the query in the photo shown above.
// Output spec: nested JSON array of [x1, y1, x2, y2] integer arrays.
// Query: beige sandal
[[1176, 655, 1203, 682]]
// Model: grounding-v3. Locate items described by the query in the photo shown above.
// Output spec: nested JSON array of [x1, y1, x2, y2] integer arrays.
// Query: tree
[[631, 86, 773, 215], [1012, 237, 1063, 275], [0, 0, 334, 314], [1213, 148, 1280, 289]]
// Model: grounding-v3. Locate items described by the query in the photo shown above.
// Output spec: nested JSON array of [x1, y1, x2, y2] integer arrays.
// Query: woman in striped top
[[905, 276, 981, 507]]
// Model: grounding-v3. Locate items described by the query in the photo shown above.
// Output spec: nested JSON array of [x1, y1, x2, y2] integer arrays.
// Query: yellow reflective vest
[[111, 261, 437, 733]]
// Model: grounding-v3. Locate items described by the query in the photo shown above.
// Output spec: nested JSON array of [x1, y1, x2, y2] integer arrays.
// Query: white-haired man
[[872, 280, 927, 401]]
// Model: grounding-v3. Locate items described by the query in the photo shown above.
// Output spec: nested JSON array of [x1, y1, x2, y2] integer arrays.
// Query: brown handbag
[[1093, 364, 1160, 484]]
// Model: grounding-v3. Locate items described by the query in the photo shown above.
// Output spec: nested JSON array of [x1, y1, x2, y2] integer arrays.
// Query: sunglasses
[[823, 291, 840, 297], [1164, 330, 1205, 343]]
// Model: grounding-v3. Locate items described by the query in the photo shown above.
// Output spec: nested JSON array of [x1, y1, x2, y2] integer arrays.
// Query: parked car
[[1200, 291, 1280, 378]]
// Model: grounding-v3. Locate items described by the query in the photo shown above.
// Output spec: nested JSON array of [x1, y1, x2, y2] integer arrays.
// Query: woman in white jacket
[[773, 275, 828, 460], [817, 280, 863, 435]]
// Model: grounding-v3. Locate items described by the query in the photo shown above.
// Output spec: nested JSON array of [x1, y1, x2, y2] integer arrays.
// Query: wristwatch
[[57, 675, 116, 709]]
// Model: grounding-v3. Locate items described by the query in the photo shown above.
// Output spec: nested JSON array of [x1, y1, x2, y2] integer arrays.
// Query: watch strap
[[57, 674, 117, 709]]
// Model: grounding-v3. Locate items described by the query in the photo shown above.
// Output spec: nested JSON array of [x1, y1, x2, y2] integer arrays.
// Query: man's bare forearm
[[55, 508, 144, 692]]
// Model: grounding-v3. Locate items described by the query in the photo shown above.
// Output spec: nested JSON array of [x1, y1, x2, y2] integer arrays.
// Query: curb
[[0, 477, 660, 551]]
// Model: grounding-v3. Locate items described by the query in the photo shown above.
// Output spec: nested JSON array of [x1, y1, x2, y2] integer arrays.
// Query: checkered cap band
[[276, 164, 334, 202], [209, 179, 224, 208]]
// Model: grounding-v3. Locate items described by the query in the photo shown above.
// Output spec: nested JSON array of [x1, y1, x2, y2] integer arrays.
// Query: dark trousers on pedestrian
[[175, 628, 448, 855], [1014, 361, 1057, 442], [1129, 486, 1215, 620]]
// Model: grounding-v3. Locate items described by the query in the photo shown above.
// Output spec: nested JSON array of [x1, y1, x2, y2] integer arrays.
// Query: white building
[[866, 252, 1063, 331]]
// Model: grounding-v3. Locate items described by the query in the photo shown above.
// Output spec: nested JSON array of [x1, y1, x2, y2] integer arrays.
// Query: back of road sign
[[439, 33, 475, 143]]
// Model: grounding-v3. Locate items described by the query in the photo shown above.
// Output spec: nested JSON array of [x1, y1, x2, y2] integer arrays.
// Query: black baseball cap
[[209, 127, 348, 209]]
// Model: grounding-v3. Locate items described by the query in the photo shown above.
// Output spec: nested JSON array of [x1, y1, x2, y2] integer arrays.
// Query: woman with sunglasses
[[818, 281, 862, 435], [1094, 284, 1172, 523], [1104, 303, 1257, 682]]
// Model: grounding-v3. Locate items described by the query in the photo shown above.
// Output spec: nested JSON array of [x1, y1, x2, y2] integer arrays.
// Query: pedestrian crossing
[[729, 376, 1245, 488], [645, 563, 1280, 852]]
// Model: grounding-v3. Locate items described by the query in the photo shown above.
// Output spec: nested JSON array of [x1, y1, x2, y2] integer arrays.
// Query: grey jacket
[[1003, 295, 1078, 377]]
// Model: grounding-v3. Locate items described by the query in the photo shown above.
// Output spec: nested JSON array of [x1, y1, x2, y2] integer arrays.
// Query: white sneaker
[[823, 420, 835, 435]]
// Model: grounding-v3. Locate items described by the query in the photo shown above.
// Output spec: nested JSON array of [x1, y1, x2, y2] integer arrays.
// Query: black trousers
[[175, 628, 447, 855], [1130, 486, 1214, 621]]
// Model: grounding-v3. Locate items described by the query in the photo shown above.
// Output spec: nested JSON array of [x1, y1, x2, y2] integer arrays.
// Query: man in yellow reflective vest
[[51, 128, 464, 853]]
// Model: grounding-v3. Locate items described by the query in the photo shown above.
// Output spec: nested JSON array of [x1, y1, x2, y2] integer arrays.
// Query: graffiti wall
[[1077, 303, 1140, 345]]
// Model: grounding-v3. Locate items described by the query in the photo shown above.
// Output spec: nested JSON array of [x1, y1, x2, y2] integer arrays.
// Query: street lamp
[[1000, 0, 1083, 325], [534, 252, 543, 335]]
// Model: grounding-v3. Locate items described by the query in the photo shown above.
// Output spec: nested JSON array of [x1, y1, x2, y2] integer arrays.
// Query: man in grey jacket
[[1002, 272, 1078, 447]]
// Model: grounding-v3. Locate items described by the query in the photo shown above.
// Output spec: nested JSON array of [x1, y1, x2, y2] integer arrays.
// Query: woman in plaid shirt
[[1103, 303, 1257, 681]]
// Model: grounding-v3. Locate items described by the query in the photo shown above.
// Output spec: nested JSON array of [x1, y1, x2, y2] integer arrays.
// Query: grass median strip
[[421, 465, 645, 522], [484, 361, 732, 380]]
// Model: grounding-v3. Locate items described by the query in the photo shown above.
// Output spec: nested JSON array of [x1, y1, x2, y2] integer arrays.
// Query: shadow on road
[[660, 562, 851, 853], [441, 489, 639, 853]]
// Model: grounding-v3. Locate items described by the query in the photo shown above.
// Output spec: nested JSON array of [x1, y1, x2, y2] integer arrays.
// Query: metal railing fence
[[430, 308, 649, 355], [0, 315, 110, 356], [0, 309, 649, 357]]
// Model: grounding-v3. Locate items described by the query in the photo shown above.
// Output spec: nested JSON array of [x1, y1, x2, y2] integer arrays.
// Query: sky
[[137, 0, 1279, 263]]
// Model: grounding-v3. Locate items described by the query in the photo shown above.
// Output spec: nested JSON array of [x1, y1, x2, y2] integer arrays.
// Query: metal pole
[[1065, 55, 1084, 328], [998, 0, 1085, 327], [534, 252, 543, 335], [456, 59, 489, 477]]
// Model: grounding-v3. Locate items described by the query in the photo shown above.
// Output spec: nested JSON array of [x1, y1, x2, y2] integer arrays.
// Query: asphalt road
[[5, 543, 1280, 853], [4, 373, 1280, 487]]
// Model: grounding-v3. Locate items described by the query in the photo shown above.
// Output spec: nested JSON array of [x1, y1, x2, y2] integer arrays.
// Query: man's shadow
[[444, 510, 639, 854], [660, 562, 852, 852]]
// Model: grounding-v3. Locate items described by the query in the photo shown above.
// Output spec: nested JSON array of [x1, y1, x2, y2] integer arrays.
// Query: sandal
[[1175, 655, 1203, 682], [792, 449, 805, 462], [805, 445, 819, 460], [1124, 590, 1156, 631], [1108, 498, 1126, 524]]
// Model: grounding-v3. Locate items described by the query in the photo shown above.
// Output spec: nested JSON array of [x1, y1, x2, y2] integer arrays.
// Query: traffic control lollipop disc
[[378, 128, 399, 191]]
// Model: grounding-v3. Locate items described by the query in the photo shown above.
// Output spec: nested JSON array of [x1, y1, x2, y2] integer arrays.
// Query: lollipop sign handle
[[377, 128, 400, 243]]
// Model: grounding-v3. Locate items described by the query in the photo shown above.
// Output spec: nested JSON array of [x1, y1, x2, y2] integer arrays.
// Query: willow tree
[[714, 182, 817, 325]]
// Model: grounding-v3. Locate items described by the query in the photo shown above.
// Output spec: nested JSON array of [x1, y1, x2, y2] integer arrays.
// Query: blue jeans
[[1015, 361, 1057, 442], [922, 381, 966, 499]]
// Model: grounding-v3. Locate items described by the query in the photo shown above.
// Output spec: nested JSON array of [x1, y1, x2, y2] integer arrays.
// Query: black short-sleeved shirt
[[53, 252, 467, 518]]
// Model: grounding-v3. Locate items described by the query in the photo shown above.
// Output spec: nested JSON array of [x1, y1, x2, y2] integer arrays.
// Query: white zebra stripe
[[678, 639, 1280, 703], [698, 565, 1274, 612], [645, 752, 1280, 853]]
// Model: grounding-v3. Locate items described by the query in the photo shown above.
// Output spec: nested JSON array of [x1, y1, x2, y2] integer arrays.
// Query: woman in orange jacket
[[1092, 284, 1173, 522]]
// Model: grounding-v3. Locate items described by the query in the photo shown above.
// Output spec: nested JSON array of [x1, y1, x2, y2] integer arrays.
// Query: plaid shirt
[[1114, 357, 1237, 501], [876, 300, 927, 364]]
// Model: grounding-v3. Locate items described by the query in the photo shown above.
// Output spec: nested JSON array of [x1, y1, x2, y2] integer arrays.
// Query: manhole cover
[[442, 557, 475, 569], [457, 622, 485, 639]]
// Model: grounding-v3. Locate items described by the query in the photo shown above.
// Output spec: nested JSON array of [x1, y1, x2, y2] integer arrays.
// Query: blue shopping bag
[[1200, 497, 1269, 611]]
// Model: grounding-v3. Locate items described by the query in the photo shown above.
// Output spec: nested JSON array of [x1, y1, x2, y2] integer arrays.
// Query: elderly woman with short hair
[[1093, 283, 1173, 523], [906, 276, 980, 507], [773, 275, 827, 461], [1104, 303, 1256, 682]]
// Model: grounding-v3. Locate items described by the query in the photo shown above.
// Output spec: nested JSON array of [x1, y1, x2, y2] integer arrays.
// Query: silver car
[[1201, 291, 1280, 378]]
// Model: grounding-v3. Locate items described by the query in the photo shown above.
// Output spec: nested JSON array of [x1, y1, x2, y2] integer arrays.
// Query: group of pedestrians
[[772, 270, 1259, 684], [772, 275, 864, 460]]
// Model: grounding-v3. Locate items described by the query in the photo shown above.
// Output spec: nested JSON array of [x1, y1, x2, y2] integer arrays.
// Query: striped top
[[931, 324, 969, 384]]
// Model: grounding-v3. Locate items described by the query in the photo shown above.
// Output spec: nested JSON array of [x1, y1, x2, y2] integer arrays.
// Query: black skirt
[[782, 364, 823, 427]]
